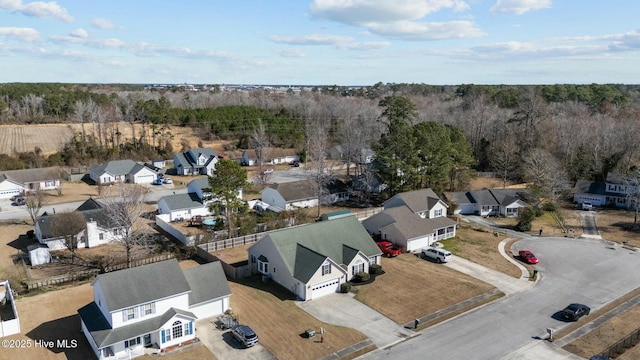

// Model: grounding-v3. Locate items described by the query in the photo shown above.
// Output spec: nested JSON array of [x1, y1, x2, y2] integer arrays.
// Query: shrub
[[355, 271, 370, 282], [369, 264, 383, 275], [516, 207, 536, 232], [542, 202, 556, 212], [340, 282, 352, 293]]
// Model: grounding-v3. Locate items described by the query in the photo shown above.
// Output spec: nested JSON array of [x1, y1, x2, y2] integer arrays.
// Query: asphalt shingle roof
[[160, 192, 204, 211], [268, 179, 317, 202], [0, 166, 66, 185], [90, 160, 139, 176], [183, 261, 231, 307], [385, 188, 442, 213], [260, 216, 381, 283]]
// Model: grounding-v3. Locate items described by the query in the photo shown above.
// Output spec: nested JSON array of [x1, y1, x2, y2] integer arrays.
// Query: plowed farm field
[[0, 123, 230, 156], [0, 124, 74, 155]]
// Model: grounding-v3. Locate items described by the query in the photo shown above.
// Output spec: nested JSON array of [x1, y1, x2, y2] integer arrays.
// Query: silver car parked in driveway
[[421, 248, 452, 263]]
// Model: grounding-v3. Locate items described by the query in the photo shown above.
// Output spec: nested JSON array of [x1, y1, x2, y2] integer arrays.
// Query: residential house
[[78, 259, 231, 360], [0, 280, 20, 338], [361, 188, 457, 252], [157, 177, 243, 221], [173, 148, 218, 176], [89, 160, 158, 185], [573, 172, 636, 209], [322, 179, 350, 205], [34, 198, 127, 251], [329, 144, 375, 164], [247, 215, 382, 300], [233, 148, 300, 166], [0, 167, 65, 199], [445, 188, 530, 217], [261, 179, 318, 212]]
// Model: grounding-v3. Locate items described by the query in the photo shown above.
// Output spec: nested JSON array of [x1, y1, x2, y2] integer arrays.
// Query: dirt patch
[[354, 253, 495, 324], [468, 177, 527, 190], [228, 276, 368, 360]]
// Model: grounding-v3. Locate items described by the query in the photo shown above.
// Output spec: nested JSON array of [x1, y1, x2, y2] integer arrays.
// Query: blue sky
[[1, 0, 639, 85]]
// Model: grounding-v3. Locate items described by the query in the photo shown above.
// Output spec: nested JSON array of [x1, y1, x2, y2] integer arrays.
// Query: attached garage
[[310, 278, 340, 299], [406, 235, 431, 252], [188, 297, 230, 319], [455, 203, 475, 215]]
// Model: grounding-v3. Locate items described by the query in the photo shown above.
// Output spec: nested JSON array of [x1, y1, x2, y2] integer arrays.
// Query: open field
[[0, 123, 231, 156], [592, 208, 640, 247], [354, 253, 495, 324]]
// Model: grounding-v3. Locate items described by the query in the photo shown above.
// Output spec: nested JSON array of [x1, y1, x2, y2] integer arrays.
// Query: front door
[[144, 334, 151, 347]]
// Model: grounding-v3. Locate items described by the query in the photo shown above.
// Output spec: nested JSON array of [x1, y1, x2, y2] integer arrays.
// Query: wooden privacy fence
[[197, 233, 266, 253], [598, 327, 640, 359], [25, 253, 175, 291]]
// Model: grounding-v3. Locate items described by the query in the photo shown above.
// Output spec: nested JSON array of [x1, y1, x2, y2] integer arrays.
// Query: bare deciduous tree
[[24, 189, 48, 225], [49, 210, 86, 261], [522, 148, 569, 203], [100, 184, 153, 268]]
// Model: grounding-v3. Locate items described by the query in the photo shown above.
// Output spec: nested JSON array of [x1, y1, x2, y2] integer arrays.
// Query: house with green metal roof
[[247, 215, 382, 300], [78, 259, 231, 359]]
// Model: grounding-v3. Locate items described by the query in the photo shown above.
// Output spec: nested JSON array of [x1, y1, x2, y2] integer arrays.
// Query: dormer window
[[434, 209, 443, 217]]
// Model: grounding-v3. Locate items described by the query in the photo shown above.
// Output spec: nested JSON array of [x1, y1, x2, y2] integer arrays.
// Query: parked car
[[421, 248, 452, 263], [376, 241, 401, 257], [290, 160, 300, 167], [261, 168, 274, 175], [231, 325, 259, 348], [10, 194, 22, 201], [582, 202, 593, 210], [162, 177, 173, 184], [14, 197, 26, 206], [560, 303, 590, 321], [518, 250, 539, 264]]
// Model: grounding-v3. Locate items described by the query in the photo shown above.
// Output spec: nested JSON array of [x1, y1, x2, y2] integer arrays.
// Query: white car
[[581, 202, 592, 210], [421, 248, 452, 263], [261, 168, 274, 175], [162, 177, 173, 184]]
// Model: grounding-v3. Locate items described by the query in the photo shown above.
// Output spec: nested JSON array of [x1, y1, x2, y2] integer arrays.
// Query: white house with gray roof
[[247, 215, 382, 300], [362, 188, 457, 252], [173, 148, 218, 176], [445, 188, 530, 217], [78, 259, 231, 360], [34, 198, 127, 252], [0, 167, 65, 199], [157, 177, 242, 221], [89, 160, 157, 185]]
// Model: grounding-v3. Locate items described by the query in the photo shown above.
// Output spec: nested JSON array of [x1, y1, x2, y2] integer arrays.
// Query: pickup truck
[[376, 241, 401, 257]]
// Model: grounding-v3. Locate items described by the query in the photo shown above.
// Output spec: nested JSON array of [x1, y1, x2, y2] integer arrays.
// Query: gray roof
[[189, 177, 211, 192], [78, 304, 196, 348], [446, 188, 529, 207], [267, 179, 317, 202], [366, 206, 457, 240], [160, 192, 204, 211], [36, 198, 118, 240], [175, 148, 217, 169], [573, 179, 621, 197], [0, 166, 66, 185], [183, 261, 231, 307], [385, 188, 444, 213], [90, 160, 139, 176], [258, 215, 381, 283], [95, 259, 191, 311]]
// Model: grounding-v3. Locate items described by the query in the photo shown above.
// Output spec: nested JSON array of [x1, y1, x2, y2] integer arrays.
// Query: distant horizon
[[2, 82, 639, 87], [1, 1, 639, 84]]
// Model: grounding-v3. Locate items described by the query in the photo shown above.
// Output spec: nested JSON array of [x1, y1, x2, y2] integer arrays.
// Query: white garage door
[[407, 236, 430, 252], [136, 175, 155, 184], [311, 278, 340, 299]]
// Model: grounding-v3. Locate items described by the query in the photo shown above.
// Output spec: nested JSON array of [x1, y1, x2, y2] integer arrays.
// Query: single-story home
[[261, 179, 318, 212], [361, 188, 457, 252], [247, 215, 382, 300], [445, 188, 530, 217], [78, 259, 231, 359], [0, 167, 65, 199], [34, 198, 127, 251], [89, 160, 157, 185]]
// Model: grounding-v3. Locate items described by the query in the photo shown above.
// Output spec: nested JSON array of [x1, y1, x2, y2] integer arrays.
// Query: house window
[[322, 262, 331, 275], [352, 260, 364, 276], [172, 321, 183, 339], [123, 307, 138, 321], [434, 209, 443, 217], [368, 257, 376, 265], [250, 255, 256, 264], [183, 322, 192, 336], [125, 337, 140, 348], [99, 233, 104, 240], [258, 260, 268, 274], [142, 302, 155, 316]]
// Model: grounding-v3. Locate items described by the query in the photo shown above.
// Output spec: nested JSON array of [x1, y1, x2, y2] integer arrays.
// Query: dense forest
[[1, 82, 639, 199]]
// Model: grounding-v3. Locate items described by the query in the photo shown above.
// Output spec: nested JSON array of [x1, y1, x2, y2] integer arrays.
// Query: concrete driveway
[[297, 293, 417, 349], [196, 317, 276, 360], [579, 211, 601, 239]]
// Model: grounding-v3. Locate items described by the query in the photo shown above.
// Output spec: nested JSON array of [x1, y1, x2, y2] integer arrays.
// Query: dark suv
[[560, 303, 590, 321], [231, 325, 259, 348]]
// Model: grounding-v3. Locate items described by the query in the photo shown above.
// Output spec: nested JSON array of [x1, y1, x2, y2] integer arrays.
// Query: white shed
[[28, 243, 51, 266]]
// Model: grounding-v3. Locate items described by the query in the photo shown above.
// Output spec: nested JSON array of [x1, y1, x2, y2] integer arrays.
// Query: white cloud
[[310, 0, 469, 25], [367, 20, 484, 40], [0, 0, 74, 22], [269, 34, 353, 46], [490, 0, 552, 15], [0, 26, 40, 42], [338, 41, 391, 50], [275, 48, 306, 58], [69, 28, 88, 38], [91, 17, 121, 30], [49, 34, 125, 49]]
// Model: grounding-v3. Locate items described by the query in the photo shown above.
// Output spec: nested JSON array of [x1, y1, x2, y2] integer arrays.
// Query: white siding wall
[[189, 297, 230, 319], [407, 235, 431, 252], [429, 202, 448, 218], [109, 293, 190, 329], [304, 260, 345, 300]]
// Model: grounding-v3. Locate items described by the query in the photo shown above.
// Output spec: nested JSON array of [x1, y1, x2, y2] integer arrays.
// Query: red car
[[518, 250, 538, 264], [376, 241, 401, 257]]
